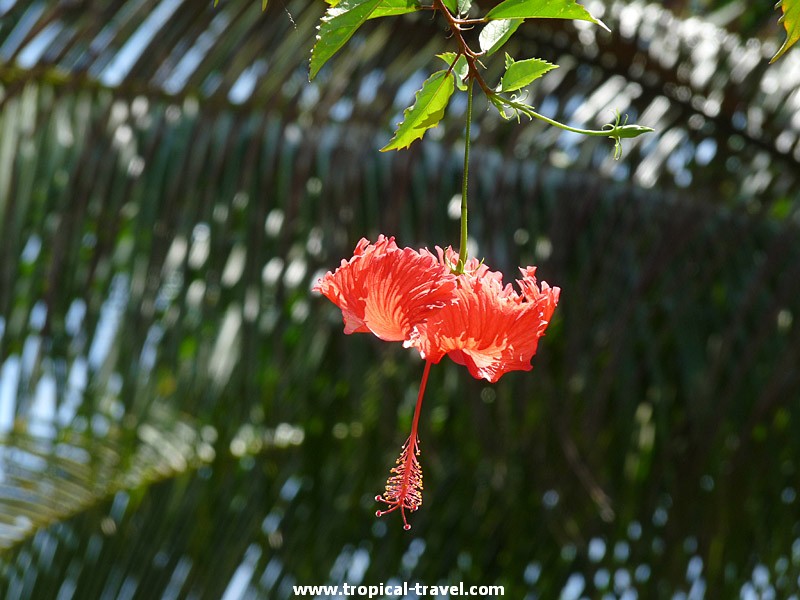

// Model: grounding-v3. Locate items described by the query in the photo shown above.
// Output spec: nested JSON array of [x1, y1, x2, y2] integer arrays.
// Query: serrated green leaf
[[381, 70, 455, 151], [771, 0, 800, 62], [457, 0, 471, 16], [485, 0, 609, 32], [370, 0, 421, 18], [479, 18, 523, 55], [310, 0, 382, 80], [498, 54, 558, 92], [437, 52, 470, 90]]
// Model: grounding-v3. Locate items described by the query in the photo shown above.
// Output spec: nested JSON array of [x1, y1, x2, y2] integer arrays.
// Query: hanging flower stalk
[[311, 0, 647, 530]]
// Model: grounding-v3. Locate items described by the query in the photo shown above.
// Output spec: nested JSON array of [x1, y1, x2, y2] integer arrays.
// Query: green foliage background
[[1, 0, 799, 598]]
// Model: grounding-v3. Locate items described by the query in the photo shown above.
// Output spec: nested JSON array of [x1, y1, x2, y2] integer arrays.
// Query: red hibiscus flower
[[315, 238, 559, 530], [408, 246, 560, 383], [312, 235, 456, 342]]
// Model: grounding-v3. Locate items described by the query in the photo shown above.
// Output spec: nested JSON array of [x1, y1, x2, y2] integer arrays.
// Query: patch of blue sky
[[164, 9, 231, 94], [0, 2, 44, 61], [101, 0, 182, 87], [229, 60, 268, 105], [16, 22, 61, 68]]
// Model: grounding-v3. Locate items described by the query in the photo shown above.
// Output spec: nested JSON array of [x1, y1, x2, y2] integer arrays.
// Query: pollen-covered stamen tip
[[375, 436, 423, 531]]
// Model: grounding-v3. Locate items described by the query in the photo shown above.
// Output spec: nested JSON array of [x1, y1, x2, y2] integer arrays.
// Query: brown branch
[[431, 0, 495, 97]]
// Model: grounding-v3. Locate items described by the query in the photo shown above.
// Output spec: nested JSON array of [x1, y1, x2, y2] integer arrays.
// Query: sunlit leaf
[[770, 0, 800, 62], [479, 18, 523, 55], [310, 0, 382, 79], [328, 0, 418, 15], [437, 51, 470, 90], [370, 0, 421, 18], [215, 0, 267, 6], [457, 0, 471, 16], [485, 0, 609, 32], [443, 0, 458, 12], [498, 53, 557, 92], [381, 70, 455, 151]]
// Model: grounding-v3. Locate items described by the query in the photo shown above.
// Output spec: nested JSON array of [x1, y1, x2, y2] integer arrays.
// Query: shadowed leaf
[[479, 18, 523, 55], [437, 52, 470, 90]]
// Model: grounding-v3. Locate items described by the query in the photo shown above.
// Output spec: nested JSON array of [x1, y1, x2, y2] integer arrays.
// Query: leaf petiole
[[490, 96, 653, 159]]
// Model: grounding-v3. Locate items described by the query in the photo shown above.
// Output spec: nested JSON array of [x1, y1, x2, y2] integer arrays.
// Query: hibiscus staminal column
[[375, 360, 432, 530]]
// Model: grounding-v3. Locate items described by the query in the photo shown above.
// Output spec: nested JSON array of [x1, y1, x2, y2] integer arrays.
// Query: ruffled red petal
[[409, 250, 560, 382], [313, 236, 456, 342]]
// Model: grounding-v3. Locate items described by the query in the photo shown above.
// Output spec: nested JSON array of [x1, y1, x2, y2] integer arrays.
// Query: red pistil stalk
[[375, 360, 432, 530]]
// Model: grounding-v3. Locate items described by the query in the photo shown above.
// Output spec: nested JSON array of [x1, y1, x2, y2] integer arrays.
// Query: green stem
[[492, 96, 653, 159], [495, 96, 654, 138], [457, 77, 474, 274]]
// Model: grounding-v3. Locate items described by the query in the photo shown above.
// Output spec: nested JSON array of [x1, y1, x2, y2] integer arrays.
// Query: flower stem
[[409, 359, 431, 440], [457, 78, 474, 274]]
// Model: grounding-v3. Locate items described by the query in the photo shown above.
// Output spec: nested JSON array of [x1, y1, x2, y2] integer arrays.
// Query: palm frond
[[0, 406, 211, 553], [0, 0, 799, 597]]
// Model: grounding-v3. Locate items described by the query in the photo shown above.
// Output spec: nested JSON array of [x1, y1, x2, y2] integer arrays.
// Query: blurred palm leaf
[[0, 406, 213, 553], [0, 0, 799, 597]]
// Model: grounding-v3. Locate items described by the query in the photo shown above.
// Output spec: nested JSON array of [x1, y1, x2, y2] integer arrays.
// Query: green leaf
[[479, 19, 523, 55], [498, 53, 558, 92], [216, 0, 268, 6], [443, 0, 458, 12], [770, 0, 800, 63], [437, 52, 470, 90], [327, 0, 419, 15], [381, 70, 455, 151], [310, 0, 382, 80], [457, 0, 472, 16], [485, 0, 609, 32], [370, 0, 421, 18]]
